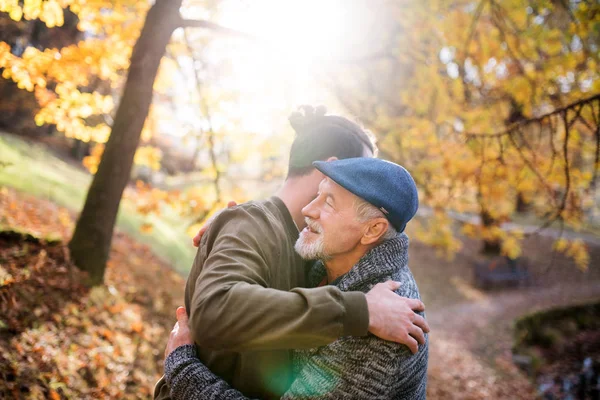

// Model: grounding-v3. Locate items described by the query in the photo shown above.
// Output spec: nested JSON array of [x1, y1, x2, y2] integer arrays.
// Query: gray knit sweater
[[164, 234, 428, 399]]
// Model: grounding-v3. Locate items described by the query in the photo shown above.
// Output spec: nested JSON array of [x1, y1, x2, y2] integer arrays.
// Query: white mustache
[[305, 218, 322, 233]]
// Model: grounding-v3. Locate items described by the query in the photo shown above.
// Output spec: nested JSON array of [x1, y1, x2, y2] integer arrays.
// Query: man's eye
[[326, 201, 334, 208]]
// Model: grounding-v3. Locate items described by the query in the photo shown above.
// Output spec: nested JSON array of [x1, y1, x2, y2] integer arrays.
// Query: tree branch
[[464, 93, 600, 137], [178, 18, 259, 41], [559, 110, 572, 217], [508, 126, 557, 206], [182, 28, 222, 203], [461, 0, 487, 59], [587, 98, 600, 191], [179, 17, 391, 64]]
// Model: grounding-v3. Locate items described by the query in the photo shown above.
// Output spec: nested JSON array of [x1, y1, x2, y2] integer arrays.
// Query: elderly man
[[164, 157, 428, 399], [155, 108, 429, 400]]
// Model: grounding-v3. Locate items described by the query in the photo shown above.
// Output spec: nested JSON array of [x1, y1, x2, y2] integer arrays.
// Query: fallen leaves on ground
[[0, 187, 185, 399], [427, 332, 535, 399]]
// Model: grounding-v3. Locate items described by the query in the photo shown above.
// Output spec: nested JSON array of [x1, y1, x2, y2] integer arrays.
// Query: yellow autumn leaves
[[554, 238, 590, 272], [1, 0, 598, 273], [0, 1, 150, 145], [0, 0, 147, 141], [83, 145, 162, 174], [1, 0, 65, 27]]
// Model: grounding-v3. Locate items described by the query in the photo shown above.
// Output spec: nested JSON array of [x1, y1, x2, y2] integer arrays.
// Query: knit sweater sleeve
[[281, 335, 426, 399], [165, 335, 428, 400], [164, 345, 255, 400]]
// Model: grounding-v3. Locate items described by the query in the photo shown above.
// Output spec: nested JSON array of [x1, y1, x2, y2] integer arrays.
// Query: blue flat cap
[[313, 158, 419, 232]]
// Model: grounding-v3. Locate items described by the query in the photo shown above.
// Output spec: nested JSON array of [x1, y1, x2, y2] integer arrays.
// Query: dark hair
[[286, 105, 378, 177]]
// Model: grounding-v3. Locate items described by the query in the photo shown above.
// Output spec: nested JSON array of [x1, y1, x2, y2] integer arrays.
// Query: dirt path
[[425, 279, 600, 399], [406, 230, 600, 399], [430, 281, 600, 358]]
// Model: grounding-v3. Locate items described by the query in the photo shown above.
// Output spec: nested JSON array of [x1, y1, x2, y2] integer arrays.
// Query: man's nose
[[302, 199, 319, 219]]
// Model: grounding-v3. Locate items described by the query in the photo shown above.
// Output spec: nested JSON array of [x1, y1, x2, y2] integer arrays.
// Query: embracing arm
[[190, 207, 429, 353], [164, 336, 427, 400], [189, 206, 369, 352], [165, 345, 254, 400], [163, 307, 252, 400], [281, 335, 427, 399], [164, 296, 427, 400]]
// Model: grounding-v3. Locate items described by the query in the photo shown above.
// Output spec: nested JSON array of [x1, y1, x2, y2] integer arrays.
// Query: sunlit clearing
[[172, 1, 371, 140], [218, 0, 358, 66]]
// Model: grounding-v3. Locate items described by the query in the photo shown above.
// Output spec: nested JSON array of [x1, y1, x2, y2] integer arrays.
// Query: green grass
[[0, 132, 195, 275]]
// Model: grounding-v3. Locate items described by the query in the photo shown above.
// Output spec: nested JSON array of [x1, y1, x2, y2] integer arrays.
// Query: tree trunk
[[71, 139, 90, 161], [68, 0, 182, 285], [515, 191, 529, 213], [481, 210, 501, 255], [479, 98, 525, 255]]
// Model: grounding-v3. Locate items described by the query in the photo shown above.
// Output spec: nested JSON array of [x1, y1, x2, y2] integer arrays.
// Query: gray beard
[[294, 233, 332, 261]]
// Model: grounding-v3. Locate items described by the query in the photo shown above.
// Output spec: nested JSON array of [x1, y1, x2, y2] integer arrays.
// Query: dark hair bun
[[288, 104, 328, 135]]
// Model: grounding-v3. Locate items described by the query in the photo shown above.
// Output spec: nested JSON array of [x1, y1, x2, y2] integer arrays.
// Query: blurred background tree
[[1, 0, 598, 283], [324, 0, 599, 267]]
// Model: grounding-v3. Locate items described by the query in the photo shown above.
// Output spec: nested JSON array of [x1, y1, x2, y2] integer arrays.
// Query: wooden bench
[[474, 256, 532, 290]]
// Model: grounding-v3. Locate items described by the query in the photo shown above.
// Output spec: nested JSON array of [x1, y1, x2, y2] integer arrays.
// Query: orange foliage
[[333, 0, 599, 267], [0, 0, 150, 143], [0, 187, 186, 398]]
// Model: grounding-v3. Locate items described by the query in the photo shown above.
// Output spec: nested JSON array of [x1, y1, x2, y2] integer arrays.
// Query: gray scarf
[[308, 233, 411, 292]]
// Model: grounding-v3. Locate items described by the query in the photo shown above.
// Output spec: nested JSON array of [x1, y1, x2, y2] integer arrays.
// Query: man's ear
[[361, 218, 389, 245]]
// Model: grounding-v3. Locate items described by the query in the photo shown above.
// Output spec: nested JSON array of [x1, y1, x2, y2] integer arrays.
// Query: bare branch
[[464, 93, 600, 138], [179, 18, 393, 64], [182, 28, 222, 202], [179, 18, 259, 41], [508, 126, 557, 206], [559, 110, 571, 218], [461, 0, 487, 59], [592, 100, 600, 190]]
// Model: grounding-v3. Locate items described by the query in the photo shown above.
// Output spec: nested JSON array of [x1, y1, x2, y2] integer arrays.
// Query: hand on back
[[192, 201, 237, 247], [165, 307, 193, 359], [191, 204, 429, 354], [365, 281, 429, 354]]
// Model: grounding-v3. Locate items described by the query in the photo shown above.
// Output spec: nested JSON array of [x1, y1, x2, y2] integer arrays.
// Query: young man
[[154, 107, 429, 399], [163, 158, 428, 399]]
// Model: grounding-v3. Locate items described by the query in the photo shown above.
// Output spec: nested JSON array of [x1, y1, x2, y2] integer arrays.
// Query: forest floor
[[1, 186, 599, 399], [0, 187, 186, 399]]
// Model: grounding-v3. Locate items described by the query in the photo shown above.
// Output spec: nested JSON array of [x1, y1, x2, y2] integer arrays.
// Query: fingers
[[192, 231, 203, 247], [193, 225, 208, 247], [407, 298, 425, 313], [404, 335, 419, 354], [176, 306, 188, 322], [409, 325, 426, 346], [193, 203, 237, 247], [170, 322, 180, 338], [412, 314, 430, 333], [384, 280, 401, 291]]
